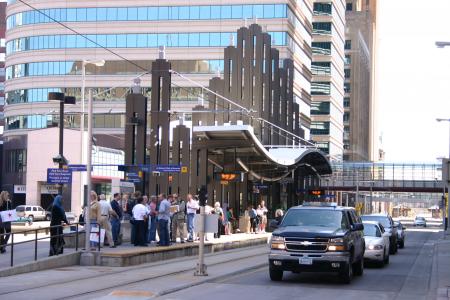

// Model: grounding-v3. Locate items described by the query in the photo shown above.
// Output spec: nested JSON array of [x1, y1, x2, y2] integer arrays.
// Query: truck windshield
[[281, 209, 345, 228]]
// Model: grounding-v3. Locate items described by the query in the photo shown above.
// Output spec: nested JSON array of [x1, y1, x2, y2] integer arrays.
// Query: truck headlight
[[328, 237, 345, 251], [271, 236, 285, 250]]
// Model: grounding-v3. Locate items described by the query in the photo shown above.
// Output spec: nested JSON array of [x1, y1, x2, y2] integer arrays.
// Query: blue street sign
[[47, 168, 72, 184], [139, 165, 151, 172], [127, 172, 140, 177], [154, 164, 181, 173], [68, 164, 93, 172], [126, 178, 141, 183]]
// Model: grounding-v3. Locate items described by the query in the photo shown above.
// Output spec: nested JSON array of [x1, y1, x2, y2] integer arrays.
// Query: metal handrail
[[0, 222, 102, 267]]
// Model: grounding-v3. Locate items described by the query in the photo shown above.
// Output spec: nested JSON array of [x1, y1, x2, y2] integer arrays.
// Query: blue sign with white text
[[47, 168, 72, 184], [154, 165, 181, 173]]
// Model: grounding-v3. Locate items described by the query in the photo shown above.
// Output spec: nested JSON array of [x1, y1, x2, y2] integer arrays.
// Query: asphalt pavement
[[160, 229, 441, 300], [0, 228, 443, 300]]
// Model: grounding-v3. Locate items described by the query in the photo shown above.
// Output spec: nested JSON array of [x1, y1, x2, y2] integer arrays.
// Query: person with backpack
[[171, 194, 187, 243]]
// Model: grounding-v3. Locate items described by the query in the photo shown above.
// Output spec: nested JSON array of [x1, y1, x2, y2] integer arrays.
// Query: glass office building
[[3, 0, 315, 209]]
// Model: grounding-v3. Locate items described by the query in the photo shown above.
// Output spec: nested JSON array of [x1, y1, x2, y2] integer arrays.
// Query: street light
[[80, 59, 105, 204], [79, 60, 104, 266], [48, 92, 76, 195]]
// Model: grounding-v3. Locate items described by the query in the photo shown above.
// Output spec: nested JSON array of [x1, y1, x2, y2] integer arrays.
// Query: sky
[[376, 0, 450, 163]]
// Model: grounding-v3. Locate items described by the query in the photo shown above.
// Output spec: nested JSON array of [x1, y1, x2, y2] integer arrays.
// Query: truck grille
[[284, 237, 329, 253]]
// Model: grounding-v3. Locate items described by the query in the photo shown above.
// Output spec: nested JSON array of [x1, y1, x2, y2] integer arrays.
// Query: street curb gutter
[[154, 262, 267, 298], [0, 252, 81, 277]]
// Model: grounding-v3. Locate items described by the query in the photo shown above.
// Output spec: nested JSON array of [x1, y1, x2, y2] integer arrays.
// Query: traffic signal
[[198, 185, 208, 206]]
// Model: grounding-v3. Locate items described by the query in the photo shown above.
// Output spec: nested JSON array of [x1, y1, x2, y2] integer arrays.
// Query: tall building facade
[[310, 0, 345, 159], [3, 1, 314, 211], [343, 0, 377, 161]]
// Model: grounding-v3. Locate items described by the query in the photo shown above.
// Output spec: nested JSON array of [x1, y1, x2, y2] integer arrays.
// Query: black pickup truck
[[269, 203, 365, 283]]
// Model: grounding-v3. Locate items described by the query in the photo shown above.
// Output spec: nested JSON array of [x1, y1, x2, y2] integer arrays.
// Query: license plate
[[299, 257, 313, 265]]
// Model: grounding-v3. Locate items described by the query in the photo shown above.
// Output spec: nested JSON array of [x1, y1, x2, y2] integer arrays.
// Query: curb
[[155, 262, 267, 297]]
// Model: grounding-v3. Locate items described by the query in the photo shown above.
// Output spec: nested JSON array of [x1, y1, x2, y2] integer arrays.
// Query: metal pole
[[194, 206, 207, 276], [80, 62, 86, 209], [356, 170, 359, 211], [58, 100, 64, 195], [370, 183, 373, 214], [84, 89, 93, 251]]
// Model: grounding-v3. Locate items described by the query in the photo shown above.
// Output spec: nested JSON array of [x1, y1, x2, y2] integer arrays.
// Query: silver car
[[363, 221, 390, 267], [414, 216, 426, 227]]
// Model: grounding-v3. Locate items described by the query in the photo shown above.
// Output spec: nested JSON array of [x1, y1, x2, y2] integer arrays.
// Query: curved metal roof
[[193, 125, 332, 180]]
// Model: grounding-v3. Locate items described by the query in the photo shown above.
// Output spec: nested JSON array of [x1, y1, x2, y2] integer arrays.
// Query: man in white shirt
[[132, 197, 149, 246], [98, 194, 118, 248], [186, 194, 199, 242]]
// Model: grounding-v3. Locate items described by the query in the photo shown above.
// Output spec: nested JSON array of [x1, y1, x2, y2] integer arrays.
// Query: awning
[[193, 125, 332, 181]]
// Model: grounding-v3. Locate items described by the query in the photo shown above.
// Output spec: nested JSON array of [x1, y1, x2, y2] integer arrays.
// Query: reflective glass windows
[[310, 121, 330, 135], [6, 32, 287, 54], [311, 62, 331, 75], [311, 101, 330, 115], [311, 82, 331, 95], [312, 22, 332, 35], [7, 4, 289, 29], [312, 42, 331, 55]]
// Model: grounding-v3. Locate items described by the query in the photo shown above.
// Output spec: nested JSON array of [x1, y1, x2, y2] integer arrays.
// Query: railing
[[0, 222, 101, 267]]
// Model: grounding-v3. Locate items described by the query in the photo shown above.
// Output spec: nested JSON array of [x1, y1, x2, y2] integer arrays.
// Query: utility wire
[[15, 0, 148, 73]]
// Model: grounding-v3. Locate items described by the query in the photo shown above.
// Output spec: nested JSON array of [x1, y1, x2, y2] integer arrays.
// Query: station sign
[[154, 164, 182, 173], [47, 168, 72, 184]]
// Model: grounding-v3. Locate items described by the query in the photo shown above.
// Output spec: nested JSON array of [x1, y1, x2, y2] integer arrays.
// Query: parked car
[[362, 221, 390, 267], [269, 202, 365, 284], [361, 214, 398, 255], [394, 221, 406, 248], [414, 216, 427, 227], [15, 205, 47, 222]]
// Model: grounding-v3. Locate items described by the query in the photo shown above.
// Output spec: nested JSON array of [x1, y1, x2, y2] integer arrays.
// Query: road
[[0, 229, 442, 300], [160, 229, 441, 300]]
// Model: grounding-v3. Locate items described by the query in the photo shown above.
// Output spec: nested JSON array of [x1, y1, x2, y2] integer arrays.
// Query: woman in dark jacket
[[49, 195, 68, 256], [0, 191, 12, 254]]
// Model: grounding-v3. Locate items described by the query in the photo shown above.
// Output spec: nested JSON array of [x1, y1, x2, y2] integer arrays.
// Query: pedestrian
[[49, 195, 69, 256], [142, 195, 149, 244], [248, 205, 258, 234], [214, 202, 224, 238], [98, 194, 118, 248], [157, 193, 171, 246], [121, 193, 131, 220], [147, 195, 158, 244], [110, 193, 123, 246], [0, 191, 12, 253], [128, 191, 140, 244], [275, 209, 284, 226], [171, 194, 186, 243], [256, 205, 263, 233], [186, 194, 198, 242], [259, 200, 268, 233], [226, 207, 236, 235], [89, 191, 100, 249], [131, 197, 149, 246], [167, 194, 175, 242]]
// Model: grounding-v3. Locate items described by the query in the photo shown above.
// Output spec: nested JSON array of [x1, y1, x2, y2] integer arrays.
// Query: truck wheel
[[269, 268, 283, 281], [340, 262, 353, 284], [353, 258, 364, 276]]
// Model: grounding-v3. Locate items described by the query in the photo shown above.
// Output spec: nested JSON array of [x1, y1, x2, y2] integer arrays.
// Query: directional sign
[[154, 164, 181, 173], [68, 164, 93, 172], [181, 166, 188, 173], [47, 168, 72, 184]]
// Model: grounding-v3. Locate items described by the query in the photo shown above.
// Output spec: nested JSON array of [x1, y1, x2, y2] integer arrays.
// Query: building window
[[311, 82, 331, 95], [346, 3, 353, 11], [316, 142, 330, 154], [343, 143, 350, 150], [311, 101, 331, 115], [344, 82, 351, 93], [311, 62, 331, 75], [313, 22, 332, 35], [5, 149, 27, 173], [345, 40, 351, 50], [344, 126, 350, 133], [311, 122, 330, 135], [313, 3, 332, 15], [345, 55, 351, 65], [312, 42, 331, 55], [343, 112, 350, 122], [344, 68, 351, 79], [344, 97, 350, 107]]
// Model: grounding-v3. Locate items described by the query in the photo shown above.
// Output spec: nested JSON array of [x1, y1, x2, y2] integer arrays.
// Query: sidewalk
[[433, 233, 450, 300]]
